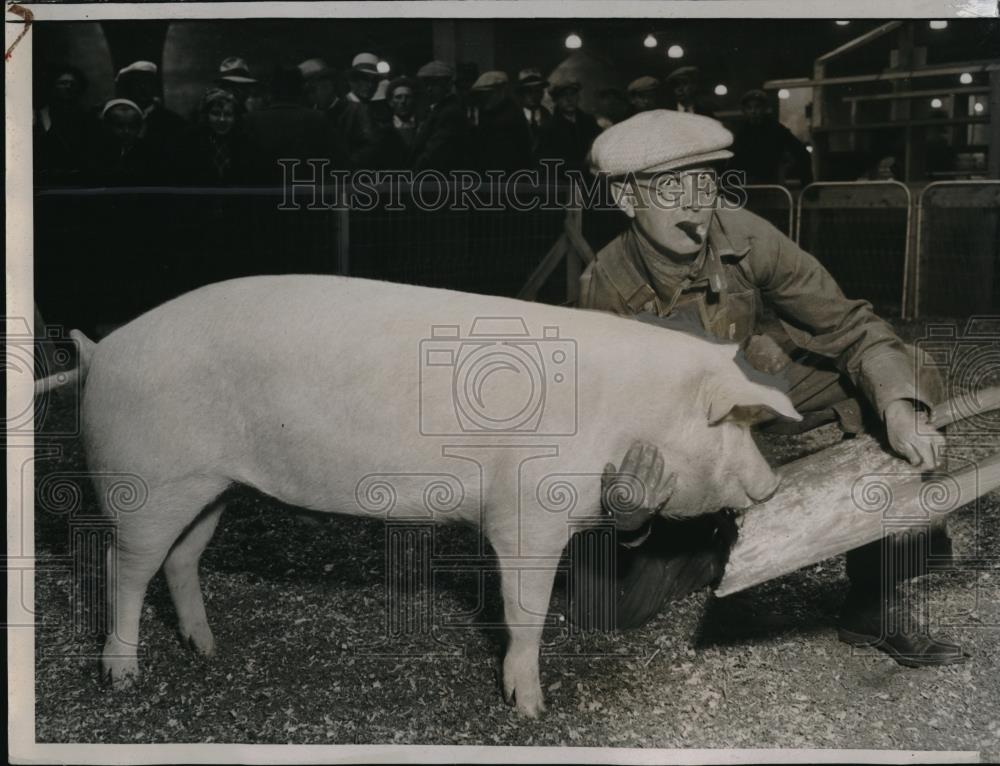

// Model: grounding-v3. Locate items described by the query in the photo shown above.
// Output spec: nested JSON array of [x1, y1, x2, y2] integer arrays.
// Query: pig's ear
[[706, 376, 802, 426]]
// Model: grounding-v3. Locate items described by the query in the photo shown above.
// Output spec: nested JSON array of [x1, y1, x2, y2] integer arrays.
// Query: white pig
[[59, 274, 799, 716]]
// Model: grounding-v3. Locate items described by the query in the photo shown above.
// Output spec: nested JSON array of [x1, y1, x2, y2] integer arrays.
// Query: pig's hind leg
[[101, 474, 230, 687], [163, 500, 226, 657]]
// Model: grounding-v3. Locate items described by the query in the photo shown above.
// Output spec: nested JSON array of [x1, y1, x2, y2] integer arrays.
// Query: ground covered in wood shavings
[[30, 318, 1000, 755]]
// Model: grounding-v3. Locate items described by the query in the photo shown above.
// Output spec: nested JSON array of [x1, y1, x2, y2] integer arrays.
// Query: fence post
[[336, 207, 350, 276]]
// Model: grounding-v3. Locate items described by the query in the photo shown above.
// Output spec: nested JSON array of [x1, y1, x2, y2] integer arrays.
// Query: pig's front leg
[[497, 562, 559, 717]]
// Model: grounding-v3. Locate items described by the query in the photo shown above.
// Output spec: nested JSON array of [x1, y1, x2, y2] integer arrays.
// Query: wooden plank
[[517, 234, 568, 301], [816, 21, 904, 64], [715, 389, 1000, 597], [765, 59, 1000, 90], [843, 86, 990, 103]]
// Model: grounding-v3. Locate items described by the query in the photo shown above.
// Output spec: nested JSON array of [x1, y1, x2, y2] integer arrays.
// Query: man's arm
[[746, 221, 943, 467]]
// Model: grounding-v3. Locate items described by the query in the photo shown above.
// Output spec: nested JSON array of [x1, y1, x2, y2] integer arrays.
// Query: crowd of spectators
[[34, 52, 815, 189]]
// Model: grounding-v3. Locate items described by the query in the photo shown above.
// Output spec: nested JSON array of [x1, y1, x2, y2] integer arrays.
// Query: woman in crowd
[[184, 87, 246, 185]]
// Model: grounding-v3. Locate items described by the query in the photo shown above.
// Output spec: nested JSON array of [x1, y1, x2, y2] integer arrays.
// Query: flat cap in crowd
[[471, 70, 509, 91], [588, 109, 733, 177], [627, 75, 661, 94], [297, 58, 333, 81], [417, 60, 455, 80], [517, 68, 549, 88], [665, 65, 700, 82]]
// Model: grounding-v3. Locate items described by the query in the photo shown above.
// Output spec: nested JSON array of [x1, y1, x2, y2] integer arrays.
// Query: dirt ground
[[29, 324, 1000, 757]]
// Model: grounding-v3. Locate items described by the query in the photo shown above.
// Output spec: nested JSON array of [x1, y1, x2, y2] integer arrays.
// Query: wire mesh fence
[[34, 182, 571, 335], [743, 184, 795, 238], [796, 181, 911, 316], [915, 181, 1000, 319], [33, 179, 999, 336], [347, 181, 568, 300]]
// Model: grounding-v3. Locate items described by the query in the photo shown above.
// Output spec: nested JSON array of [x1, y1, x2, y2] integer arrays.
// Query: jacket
[[578, 207, 924, 416]]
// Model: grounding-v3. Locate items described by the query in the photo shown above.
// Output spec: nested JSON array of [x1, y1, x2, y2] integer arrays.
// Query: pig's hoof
[[102, 656, 140, 689], [180, 624, 215, 657], [502, 667, 546, 717]]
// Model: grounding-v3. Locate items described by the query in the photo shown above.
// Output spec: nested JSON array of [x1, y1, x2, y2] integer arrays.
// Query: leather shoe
[[838, 601, 968, 667]]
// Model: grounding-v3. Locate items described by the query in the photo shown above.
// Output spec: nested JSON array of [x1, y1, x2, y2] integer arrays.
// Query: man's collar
[[707, 212, 751, 260]]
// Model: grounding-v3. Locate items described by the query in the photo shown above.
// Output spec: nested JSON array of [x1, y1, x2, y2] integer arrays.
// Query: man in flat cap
[[626, 76, 661, 114], [411, 61, 470, 172], [665, 66, 714, 118], [730, 89, 813, 186], [298, 57, 366, 168], [575, 109, 962, 668], [469, 71, 533, 173], [537, 79, 601, 177], [516, 68, 553, 158], [114, 60, 186, 181], [356, 77, 419, 170]]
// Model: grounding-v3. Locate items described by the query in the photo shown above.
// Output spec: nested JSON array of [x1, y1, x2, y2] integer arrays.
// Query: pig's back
[[84, 275, 731, 508]]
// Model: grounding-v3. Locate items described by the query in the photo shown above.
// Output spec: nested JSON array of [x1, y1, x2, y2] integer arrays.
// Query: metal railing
[[913, 181, 1000, 319], [796, 181, 912, 316], [744, 184, 796, 238], [33, 179, 999, 336]]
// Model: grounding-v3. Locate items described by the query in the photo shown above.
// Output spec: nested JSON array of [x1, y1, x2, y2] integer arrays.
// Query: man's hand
[[602, 440, 677, 532], [885, 399, 945, 470]]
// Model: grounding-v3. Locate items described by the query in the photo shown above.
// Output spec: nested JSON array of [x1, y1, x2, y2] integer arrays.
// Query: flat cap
[[417, 60, 455, 80], [588, 109, 733, 177], [471, 70, 509, 91], [665, 65, 700, 82], [297, 58, 333, 81], [627, 75, 661, 94], [116, 60, 157, 80], [517, 68, 548, 88]]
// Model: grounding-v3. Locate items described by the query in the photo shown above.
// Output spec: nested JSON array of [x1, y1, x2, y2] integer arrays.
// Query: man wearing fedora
[[215, 56, 263, 113], [574, 109, 963, 669]]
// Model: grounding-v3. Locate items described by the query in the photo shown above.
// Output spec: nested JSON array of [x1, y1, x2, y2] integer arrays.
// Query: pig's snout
[[744, 467, 781, 504]]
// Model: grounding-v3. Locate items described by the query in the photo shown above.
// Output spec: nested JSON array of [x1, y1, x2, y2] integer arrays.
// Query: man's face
[[390, 86, 414, 118], [477, 87, 506, 111], [122, 73, 158, 109], [520, 85, 544, 109], [348, 72, 378, 102], [616, 167, 718, 260], [673, 78, 697, 104], [207, 100, 236, 136], [422, 77, 451, 104], [554, 88, 579, 116], [106, 106, 143, 147], [630, 91, 658, 112], [52, 73, 82, 104], [743, 100, 765, 124], [304, 77, 337, 109]]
